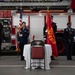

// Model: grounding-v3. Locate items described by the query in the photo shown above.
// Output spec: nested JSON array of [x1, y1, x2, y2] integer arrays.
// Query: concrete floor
[[0, 67, 75, 75], [0, 56, 75, 75]]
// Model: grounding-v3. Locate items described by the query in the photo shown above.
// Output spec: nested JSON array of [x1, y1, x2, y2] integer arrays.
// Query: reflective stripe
[[11, 35, 16, 39]]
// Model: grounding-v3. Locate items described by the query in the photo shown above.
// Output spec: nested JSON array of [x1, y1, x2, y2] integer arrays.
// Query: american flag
[[19, 8, 22, 26], [16, 7, 22, 52]]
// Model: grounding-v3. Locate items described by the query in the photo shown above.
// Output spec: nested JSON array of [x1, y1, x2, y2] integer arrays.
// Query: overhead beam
[[0, 6, 69, 10], [0, 1, 70, 7]]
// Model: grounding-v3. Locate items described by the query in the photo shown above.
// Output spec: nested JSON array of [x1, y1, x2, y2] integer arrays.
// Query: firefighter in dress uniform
[[44, 15, 57, 60], [18, 22, 29, 61], [64, 22, 75, 60], [51, 15, 57, 60], [51, 15, 57, 37]]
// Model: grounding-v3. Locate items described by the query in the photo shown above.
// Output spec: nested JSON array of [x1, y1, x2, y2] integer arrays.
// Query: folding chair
[[30, 40, 45, 70]]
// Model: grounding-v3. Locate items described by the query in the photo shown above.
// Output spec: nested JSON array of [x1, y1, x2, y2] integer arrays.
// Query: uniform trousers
[[66, 40, 74, 60], [19, 43, 25, 60]]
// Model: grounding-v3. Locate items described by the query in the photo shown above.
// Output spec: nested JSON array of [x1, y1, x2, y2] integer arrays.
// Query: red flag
[[46, 11, 58, 57]]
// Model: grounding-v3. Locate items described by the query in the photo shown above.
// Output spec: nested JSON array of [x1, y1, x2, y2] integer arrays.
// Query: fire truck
[[0, 10, 16, 50], [1, 9, 75, 55]]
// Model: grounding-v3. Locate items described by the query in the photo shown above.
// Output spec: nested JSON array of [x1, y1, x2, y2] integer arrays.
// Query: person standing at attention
[[51, 15, 57, 37], [0, 23, 3, 57], [18, 22, 29, 61], [64, 22, 75, 60], [50, 15, 57, 60]]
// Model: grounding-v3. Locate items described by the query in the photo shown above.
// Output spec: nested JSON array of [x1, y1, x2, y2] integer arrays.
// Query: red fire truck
[[1, 10, 75, 55], [0, 10, 16, 50]]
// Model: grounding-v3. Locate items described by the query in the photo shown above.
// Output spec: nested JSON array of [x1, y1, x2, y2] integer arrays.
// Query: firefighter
[[51, 15, 57, 36], [64, 22, 75, 60], [0, 23, 3, 57], [18, 22, 29, 61], [51, 15, 57, 60]]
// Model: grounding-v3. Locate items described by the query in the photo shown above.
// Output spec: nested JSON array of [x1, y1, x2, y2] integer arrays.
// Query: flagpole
[[46, 7, 58, 58], [47, 6, 50, 13], [15, 6, 23, 52], [47, 6, 49, 11], [19, 6, 22, 27]]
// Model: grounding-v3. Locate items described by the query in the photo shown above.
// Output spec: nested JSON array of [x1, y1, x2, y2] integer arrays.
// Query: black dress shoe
[[21, 58, 24, 61], [67, 58, 72, 60], [51, 56, 55, 60], [21, 59, 25, 61]]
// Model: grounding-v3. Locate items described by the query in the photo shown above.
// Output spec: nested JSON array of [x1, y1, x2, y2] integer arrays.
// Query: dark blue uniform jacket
[[18, 28, 29, 44]]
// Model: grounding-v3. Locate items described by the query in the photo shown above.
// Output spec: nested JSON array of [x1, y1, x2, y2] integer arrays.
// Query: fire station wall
[[13, 15, 28, 26], [71, 15, 75, 28], [29, 15, 44, 42], [52, 14, 68, 30], [12, 14, 44, 42], [12, 13, 75, 43], [71, 15, 75, 42], [51, 14, 75, 30]]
